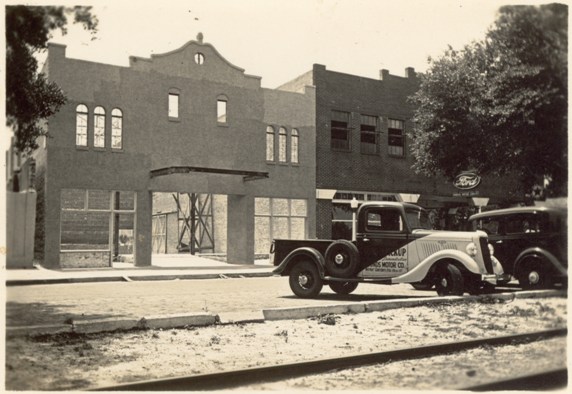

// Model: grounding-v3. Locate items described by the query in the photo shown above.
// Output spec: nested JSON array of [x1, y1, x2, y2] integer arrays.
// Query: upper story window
[[75, 104, 88, 147], [217, 96, 227, 124], [278, 127, 287, 163], [331, 110, 351, 151], [291, 129, 299, 164], [266, 126, 275, 161], [111, 108, 123, 149], [388, 119, 405, 157], [168, 92, 179, 119], [360, 114, 379, 155], [194, 53, 205, 65], [93, 106, 106, 148]]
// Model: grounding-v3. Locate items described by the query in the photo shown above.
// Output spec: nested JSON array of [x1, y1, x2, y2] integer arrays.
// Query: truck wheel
[[517, 258, 553, 290], [324, 240, 359, 278], [435, 263, 464, 296], [329, 281, 359, 295], [289, 261, 323, 298]]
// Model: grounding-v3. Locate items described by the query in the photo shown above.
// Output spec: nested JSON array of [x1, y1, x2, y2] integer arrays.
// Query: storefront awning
[[150, 166, 269, 181]]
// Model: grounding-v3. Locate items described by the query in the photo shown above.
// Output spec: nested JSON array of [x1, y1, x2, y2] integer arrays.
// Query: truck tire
[[289, 260, 323, 298], [435, 263, 464, 296], [324, 240, 359, 278], [329, 281, 359, 295]]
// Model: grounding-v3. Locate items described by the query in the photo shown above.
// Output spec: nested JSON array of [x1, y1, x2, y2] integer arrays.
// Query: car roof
[[469, 206, 566, 221], [357, 201, 423, 211]]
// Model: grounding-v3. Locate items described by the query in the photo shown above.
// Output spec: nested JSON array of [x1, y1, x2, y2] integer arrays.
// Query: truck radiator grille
[[419, 242, 458, 258], [479, 237, 494, 274]]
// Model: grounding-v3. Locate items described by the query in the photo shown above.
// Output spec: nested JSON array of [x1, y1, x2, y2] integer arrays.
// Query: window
[[360, 114, 378, 154], [278, 127, 287, 163], [366, 208, 404, 232], [168, 93, 179, 118], [254, 198, 307, 254], [388, 119, 405, 157], [331, 110, 351, 151], [217, 98, 227, 123], [75, 104, 88, 147], [291, 129, 299, 164], [93, 106, 106, 148], [266, 126, 275, 161], [111, 108, 123, 149], [194, 53, 205, 65]]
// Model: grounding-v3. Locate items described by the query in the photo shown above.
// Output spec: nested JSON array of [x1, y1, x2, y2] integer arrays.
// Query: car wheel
[[518, 259, 553, 290], [329, 281, 359, 295], [435, 263, 464, 296], [289, 260, 323, 298], [324, 240, 360, 278]]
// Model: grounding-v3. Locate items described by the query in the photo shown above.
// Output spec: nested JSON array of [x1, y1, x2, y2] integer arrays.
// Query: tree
[[6, 6, 98, 153], [409, 4, 567, 196]]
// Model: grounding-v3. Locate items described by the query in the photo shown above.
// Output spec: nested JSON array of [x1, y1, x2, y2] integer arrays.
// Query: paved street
[[6, 277, 432, 327]]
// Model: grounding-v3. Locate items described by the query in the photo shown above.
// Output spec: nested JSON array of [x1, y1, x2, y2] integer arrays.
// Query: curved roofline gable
[[150, 39, 245, 73]]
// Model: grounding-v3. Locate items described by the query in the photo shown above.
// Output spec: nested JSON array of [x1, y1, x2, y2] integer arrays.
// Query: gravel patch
[[5, 296, 567, 390]]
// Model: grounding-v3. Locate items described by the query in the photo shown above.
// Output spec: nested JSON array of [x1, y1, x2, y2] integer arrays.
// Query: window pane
[[94, 112, 105, 148], [111, 110, 122, 149], [291, 129, 299, 163], [278, 128, 287, 162], [272, 198, 289, 216], [116, 191, 135, 211], [255, 217, 271, 254], [88, 190, 111, 210], [272, 217, 289, 239], [291, 199, 307, 216], [61, 189, 86, 210], [255, 197, 270, 215], [76, 112, 88, 147], [266, 127, 275, 161], [290, 218, 306, 239], [169, 94, 179, 118], [217, 100, 227, 123], [332, 203, 353, 220], [61, 211, 110, 250]]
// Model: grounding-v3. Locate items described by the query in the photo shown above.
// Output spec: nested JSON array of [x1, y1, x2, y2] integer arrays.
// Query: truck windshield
[[405, 208, 432, 230]]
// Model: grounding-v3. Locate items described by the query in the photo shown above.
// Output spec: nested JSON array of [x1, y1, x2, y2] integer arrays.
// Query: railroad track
[[90, 328, 567, 391]]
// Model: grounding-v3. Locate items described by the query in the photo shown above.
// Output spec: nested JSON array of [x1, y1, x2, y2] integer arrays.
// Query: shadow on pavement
[[278, 293, 432, 302]]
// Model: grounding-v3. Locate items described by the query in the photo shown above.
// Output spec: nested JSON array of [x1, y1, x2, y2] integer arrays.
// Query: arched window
[[266, 126, 275, 161], [75, 104, 88, 147], [278, 127, 287, 163], [291, 129, 299, 164], [93, 106, 106, 148], [111, 108, 123, 149]]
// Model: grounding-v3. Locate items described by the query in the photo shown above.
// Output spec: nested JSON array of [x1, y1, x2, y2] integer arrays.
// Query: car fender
[[272, 247, 326, 277], [514, 247, 567, 276], [391, 249, 481, 284]]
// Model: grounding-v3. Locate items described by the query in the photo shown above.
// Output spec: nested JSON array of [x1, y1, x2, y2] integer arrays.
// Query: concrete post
[[226, 194, 254, 264], [7, 190, 37, 268]]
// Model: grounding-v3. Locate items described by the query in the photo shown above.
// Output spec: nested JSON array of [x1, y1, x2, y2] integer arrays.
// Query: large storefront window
[[254, 197, 307, 255], [60, 189, 136, 268]]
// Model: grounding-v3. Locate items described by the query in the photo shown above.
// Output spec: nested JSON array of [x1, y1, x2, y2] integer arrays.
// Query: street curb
[[6, 290, 565, 337], [5, 271, 274, 287], [262, 289, 567, 321]]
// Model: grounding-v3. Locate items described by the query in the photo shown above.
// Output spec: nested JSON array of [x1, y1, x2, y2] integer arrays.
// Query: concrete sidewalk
[[5, 254, 275, 286]]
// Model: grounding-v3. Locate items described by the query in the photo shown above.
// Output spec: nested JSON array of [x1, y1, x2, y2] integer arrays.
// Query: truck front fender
[[272, 247, 326, 278], [392, 250, 481, 284]]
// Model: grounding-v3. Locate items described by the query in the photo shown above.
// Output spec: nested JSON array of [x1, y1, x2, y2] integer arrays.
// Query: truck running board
[[324, 276, 393, 285]]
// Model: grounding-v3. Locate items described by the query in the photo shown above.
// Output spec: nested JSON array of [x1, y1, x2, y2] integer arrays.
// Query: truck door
[[356, 207, 410, 278]]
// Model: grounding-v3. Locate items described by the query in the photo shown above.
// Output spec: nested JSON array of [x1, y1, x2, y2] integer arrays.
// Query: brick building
[[33, 35, 316, 268], [278, 64, 524, 239]]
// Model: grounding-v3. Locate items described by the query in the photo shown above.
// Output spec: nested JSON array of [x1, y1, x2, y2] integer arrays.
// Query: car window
[[505, 214, 543, 234], [472, 217, 500, 235], [405, 208, 432, 230], [366, 209, 403, 232]]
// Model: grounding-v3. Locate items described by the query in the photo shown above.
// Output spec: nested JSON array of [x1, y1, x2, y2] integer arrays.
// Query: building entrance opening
[[151, 192, 228, 265]]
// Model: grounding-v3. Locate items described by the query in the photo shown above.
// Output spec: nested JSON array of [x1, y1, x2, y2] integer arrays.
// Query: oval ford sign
[[454, 172, 481, 190]]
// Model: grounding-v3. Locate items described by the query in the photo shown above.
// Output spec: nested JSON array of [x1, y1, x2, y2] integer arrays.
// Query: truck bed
[[272, 238, 335, 266]]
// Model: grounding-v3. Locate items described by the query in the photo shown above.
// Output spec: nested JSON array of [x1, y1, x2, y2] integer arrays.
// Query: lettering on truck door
[[356, 207, 410, 278]]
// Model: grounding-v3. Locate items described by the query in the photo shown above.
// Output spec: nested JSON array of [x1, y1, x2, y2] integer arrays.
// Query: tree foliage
[[6, 6, 98, 153], [409, 4, 567, 196]]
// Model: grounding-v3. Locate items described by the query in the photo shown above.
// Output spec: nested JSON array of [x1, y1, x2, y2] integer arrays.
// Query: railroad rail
[[90, 328, 567, 391]]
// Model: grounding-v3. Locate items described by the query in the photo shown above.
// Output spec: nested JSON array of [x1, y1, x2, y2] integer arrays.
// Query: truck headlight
[[465, 242, 478, 257], [488, 243, 495, 256]]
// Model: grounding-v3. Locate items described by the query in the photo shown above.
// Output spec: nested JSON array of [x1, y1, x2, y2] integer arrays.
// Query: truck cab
[[273, 202, 506, 298]]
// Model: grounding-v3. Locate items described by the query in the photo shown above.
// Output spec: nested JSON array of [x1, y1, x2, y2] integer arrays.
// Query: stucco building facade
[[34, 36, 316, 268]]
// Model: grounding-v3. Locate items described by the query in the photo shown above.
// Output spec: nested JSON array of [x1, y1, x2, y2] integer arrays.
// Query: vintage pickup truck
[[271, 201, 507, 298]]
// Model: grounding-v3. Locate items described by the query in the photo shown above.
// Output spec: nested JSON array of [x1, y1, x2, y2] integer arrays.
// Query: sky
[[9, 0, 554, 89]]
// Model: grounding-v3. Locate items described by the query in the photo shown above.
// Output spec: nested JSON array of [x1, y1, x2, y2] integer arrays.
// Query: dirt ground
[[5, 296, 567, 391]]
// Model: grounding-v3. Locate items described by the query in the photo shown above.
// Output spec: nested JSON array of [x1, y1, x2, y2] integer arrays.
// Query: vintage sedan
[[468, 206, 567, 289]]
